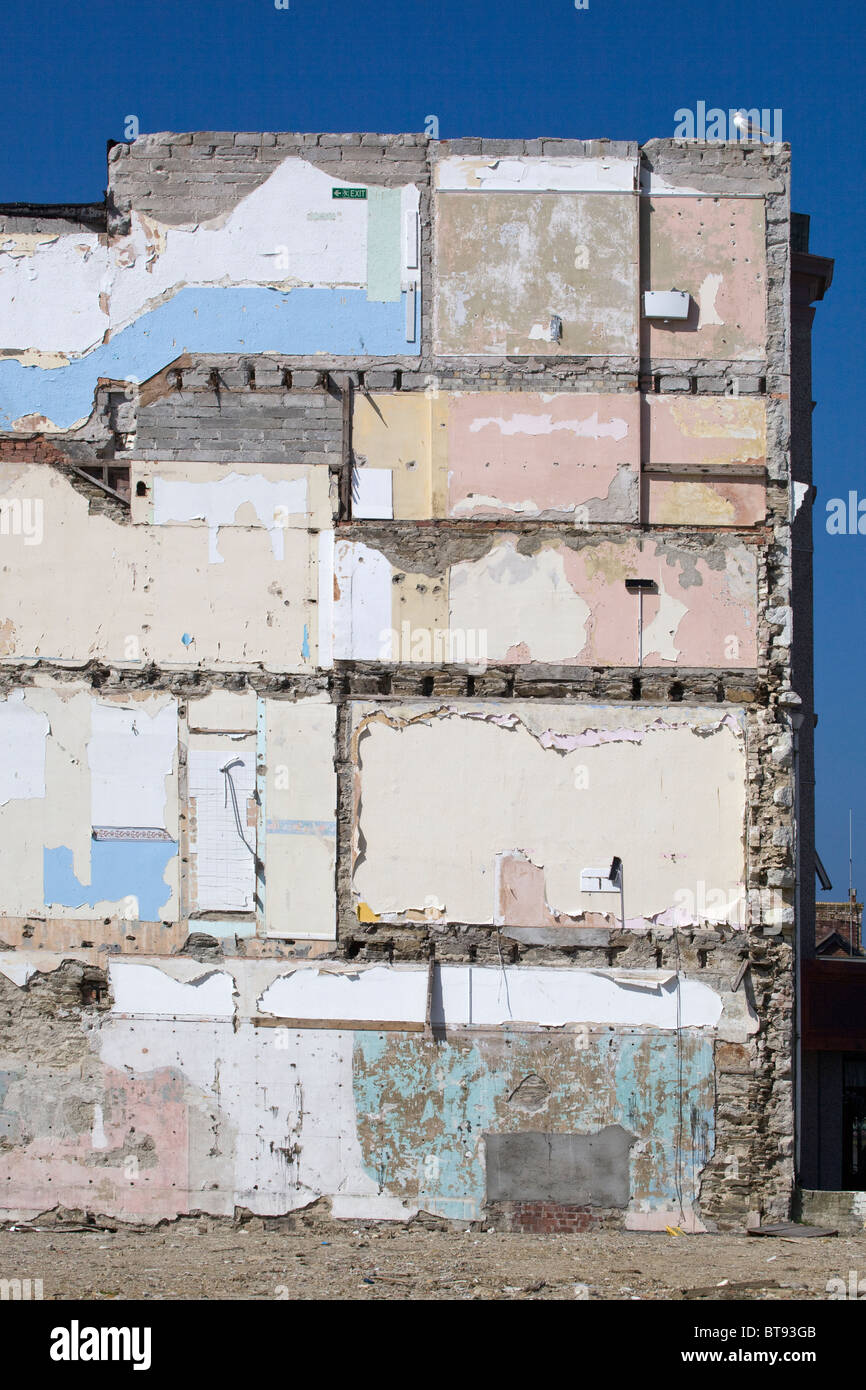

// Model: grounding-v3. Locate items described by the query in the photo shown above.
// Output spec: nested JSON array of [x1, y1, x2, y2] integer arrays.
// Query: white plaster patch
[[436, 156, 637, 193], [108, 962, 236, 1018], [0, 232, 110, 355], [697, 273, 724, 327], [793, 481, 810, 517], [91, 1104, 107, 1150], [258, 964, 427, 1023], [640, 585, 689, 663], [88, 700, 177, 830], [437, 965, 723, 1029], [0, 955, 38, 987], [467, 411, 629, 441], [152, 473, 308, 563], [449, 542, 590, 663], [638, 170, 706, 197], [0, 692, 48, 806], [332, 541, 393, 660], [450, 494, 551, 517]]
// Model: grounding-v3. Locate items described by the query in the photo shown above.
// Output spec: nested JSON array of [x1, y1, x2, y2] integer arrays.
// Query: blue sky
[[1, 0, 862, 903]]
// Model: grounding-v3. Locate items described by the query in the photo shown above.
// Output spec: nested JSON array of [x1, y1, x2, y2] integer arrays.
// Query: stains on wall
[[333, 534, 758, 667], [353, 391, 641, 522], [349, 702, 747, 927], [0, 157, 422, 432], [642, 197, 767, 361], [644, 395, 767, 525], [0, 464, 327, 668], [434, 182, 638, 356], [0, 955, 729, 1228], [352, 1024, 714, 1226]]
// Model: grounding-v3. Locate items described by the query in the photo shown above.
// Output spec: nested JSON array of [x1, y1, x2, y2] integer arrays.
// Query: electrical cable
[[220, 758, 256, 858]]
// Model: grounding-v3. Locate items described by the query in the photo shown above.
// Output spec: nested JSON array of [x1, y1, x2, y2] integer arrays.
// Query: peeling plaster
[[435, 156, 638, 193], [350, 702, 747, 925], [0, 156, 422, 429], [152, 473, 308, 563], [108, 962, 236, 1018]]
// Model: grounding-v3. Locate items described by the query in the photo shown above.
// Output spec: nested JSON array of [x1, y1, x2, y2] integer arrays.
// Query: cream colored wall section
[[0, 684, 179, 921], [350, 702, 747, 927], [0, 463, 327, 670], [187, 690, 258, 733], [263, 698, 337, 940], [131, 458, 332, 552]]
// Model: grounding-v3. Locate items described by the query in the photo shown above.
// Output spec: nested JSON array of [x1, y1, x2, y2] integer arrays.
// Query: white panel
[[352, 468, 393, 520], [188, 746, 256, 911], [0, 692, 48, 806], [89, 700, 177, 829], [258, 965, 428, 1023], [435, 156, 638, 192], [333, 541, 393, 660], [108, 962, 235, 1018]]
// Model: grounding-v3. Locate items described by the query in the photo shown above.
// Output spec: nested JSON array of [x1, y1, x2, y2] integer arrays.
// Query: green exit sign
[[332, 187, 367, 200]]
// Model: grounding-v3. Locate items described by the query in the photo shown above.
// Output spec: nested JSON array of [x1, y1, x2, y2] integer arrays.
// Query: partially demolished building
[[0, 132, 831, 1230]]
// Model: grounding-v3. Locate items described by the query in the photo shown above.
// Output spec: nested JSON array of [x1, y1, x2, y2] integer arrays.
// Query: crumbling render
[[0, 133, 803, 1234]]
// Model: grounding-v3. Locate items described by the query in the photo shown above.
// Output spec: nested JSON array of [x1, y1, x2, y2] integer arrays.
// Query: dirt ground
[[1, 1217, 863, 1300]]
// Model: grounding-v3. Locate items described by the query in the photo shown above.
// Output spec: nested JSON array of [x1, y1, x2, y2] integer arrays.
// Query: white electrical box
[[581, 868, 620, 894], [642, 289, 690, 321]]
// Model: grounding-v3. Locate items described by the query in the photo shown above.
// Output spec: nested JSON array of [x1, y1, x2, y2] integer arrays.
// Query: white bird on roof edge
[[732, 110, 775, 141]]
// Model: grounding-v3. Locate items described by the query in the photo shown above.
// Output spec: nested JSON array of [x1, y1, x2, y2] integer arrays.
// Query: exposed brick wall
[[0, 434, 69, 464]]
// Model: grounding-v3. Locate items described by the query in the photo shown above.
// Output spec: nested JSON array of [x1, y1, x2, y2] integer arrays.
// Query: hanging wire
[[220, 758, 256, 858]]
